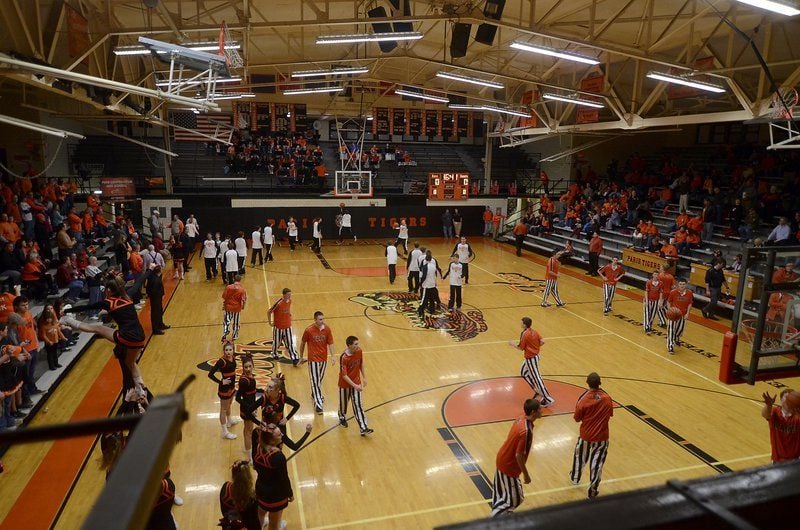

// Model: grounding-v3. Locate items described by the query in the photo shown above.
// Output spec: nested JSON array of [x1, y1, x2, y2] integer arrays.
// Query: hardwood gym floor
[[0, 238, 795, 530]]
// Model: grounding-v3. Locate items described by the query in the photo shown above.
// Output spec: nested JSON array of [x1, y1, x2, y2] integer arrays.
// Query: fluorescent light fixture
[[436, 71, 504, 89], [283, 86, 344, 95], [645, 71, 726, 93], [114, 42, 240, 56], [481, 105, 531, 118], [448, 104, 482, 110], [735, 0, 800, 16], [198, 93, 255, 101], [292, 67, 369, 78], [316, 31, 423, 44], [155, 76, 242, 87], [510, 42, 600, 65], [93, 190, 103, 195], [542, 93, 604, 108], [395, 89, 449, 103]]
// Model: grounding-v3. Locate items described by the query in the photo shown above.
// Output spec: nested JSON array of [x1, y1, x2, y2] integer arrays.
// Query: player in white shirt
[[250, 226, 263, 266], [450, 237, 475, 284], [385, 241, 398, 284], [406, 242, 423, 293], [234, 232, 247, 274], [417, 250, 442, 317], [185, 216, 200, 253], [442, 255, 464, 311], [311, 218, 322, 252], [393, 219, 409, 255], [338, 211, 356, 244], [223, 242, 240, 285], [202, 233, 219, 281], [287, 217, 299, 252], [263, 221, 274, 261]]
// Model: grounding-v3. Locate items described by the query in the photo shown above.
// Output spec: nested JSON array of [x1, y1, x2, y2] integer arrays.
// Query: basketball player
[[268, 288, 299, 364], [203, 233, 219, 281], [311, 217, 322, 252], [643, 270, 662, 334], [406, 242, 423, 294], [385, 241, 398, 284], [598, 257, 625, 315], [508, 317, 554, 407], [224, 241, 239, 285], [761, 390, 800, 463], [298, 311, 335, 414], [656, 264, 675, 328], [541, 250, 565, 308], [263, 221, 274, 261], [442, 255, 464, 312], [394, 219, 409, 255], [490, 398, 542, 517], [234, 231, 247, 274], [287, 217, 298, 252], [338, 336, 373, 436], [338, 210, 356, 244], [222, 274, 246, 343], [450, 236, 475, 284], [570, 372, 613, 498], [250, 226, 263, 266], [418, 250, 442, 317], [208, 341, 241, 440], [666, 278, 693, 354]]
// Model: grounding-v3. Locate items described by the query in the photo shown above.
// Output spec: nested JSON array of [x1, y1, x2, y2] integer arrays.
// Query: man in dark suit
[[146, 265, 169, 334]]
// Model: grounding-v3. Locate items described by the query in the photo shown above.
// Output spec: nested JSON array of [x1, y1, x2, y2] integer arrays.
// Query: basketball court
[[0, 238, 793, 529]]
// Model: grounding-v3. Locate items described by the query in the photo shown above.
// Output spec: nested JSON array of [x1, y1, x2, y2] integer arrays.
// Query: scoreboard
[[428, 172, 470, 200]]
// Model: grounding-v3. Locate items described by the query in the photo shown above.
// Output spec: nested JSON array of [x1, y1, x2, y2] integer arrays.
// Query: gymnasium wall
[[172, 198, 496, 239]]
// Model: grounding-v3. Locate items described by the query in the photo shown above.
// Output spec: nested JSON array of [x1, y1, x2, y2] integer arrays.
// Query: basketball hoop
[[740, 318, 798, 351], [769, 87, 798, 121], [219, 21, 244, 69]]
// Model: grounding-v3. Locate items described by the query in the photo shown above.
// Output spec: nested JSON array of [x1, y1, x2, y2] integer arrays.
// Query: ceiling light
[[198, 93, 255, 101], [114, 42, 241, 56], [735, 0, 800, 16], [542, 93, 604, 108], [448, 104, 483, 110], [283, 86, 344, 95], [510, 42, 600, 65], [155, 76, 242, 87], [436, 71, 504, 89], [646, 71, 726, 93], [316, 31, 423, 44], [292, 67, 369, 78], [395, 89, 449, 103], [480, 105, 531, 118]]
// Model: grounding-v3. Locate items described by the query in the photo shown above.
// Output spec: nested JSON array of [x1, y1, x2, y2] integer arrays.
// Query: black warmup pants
[[388, 264, 396, 283]]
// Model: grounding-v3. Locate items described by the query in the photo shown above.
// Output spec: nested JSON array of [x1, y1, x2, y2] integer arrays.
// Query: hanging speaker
[[474, 24, 498, 45], [450, 23, 470, 59], [368, 7, 397, 53]]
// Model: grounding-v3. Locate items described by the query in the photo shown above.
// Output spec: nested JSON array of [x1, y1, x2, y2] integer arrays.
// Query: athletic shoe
[[339, 417, 348, 428], [227, 417, 241, 427], [645, 329, 652, 335], [603, 311, 609, 316], [279, 520, 288, 530], [556, 303, 566, 307], [540, 399, 555, 408], [152, 330, 165, 335], [541, 303, 551, 308], [668, 348, 674, 354], [360, 428, 374, 436], [173, 495, 184, 506], [588, 489, 598, 499], [222, 432, 237, 440], [315, 406, 323, 415]]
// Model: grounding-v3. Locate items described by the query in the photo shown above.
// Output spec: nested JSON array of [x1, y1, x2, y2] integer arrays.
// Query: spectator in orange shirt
[[492, 208, 506, 239], [674, 210, 689, 232], [483, 207, 493, 237], [513, 220, 528, 256], [66, 208, 83, 242], [21, 251, 55, 300], [129, 243, 144, 280], [674, 227, 690, 254], [687, 214, 703, 235], [661, 238, 679, 260], [772, 262, 799, 285], [0, 214, 21, 244], [766, 292, 792, 322]]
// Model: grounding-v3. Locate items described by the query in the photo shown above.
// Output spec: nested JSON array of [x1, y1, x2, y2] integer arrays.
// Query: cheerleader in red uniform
[[235, 354, 258, 457], [219, 460, 261, 530], [244, 375, 312, 460], [253, 425, 293, 530], [209, 341, 241, 440]]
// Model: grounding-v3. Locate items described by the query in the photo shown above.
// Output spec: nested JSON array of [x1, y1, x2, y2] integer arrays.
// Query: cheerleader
[[219, 460, 261, 530], [253, 425, 293, 530], [168, 234, 184, 280], [209, 341, 241, 440], [245, 375, 312, 459], [60, 267, 154, 395], [235, 354, 258, 457]]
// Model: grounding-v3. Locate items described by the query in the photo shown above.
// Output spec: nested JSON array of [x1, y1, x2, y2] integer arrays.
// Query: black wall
[[174, 201, 487, 240]]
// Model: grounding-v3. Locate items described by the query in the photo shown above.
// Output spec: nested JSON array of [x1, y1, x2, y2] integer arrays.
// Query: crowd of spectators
[[515, 146, 800, 265], [214, 131, 328, 188]]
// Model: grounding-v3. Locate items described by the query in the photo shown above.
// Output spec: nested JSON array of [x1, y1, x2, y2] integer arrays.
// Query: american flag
[[171, 112, 232, 142]]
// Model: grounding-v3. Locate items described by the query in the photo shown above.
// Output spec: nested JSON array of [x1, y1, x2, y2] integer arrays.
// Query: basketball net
[[219, 21, 244, 69], [769, 87, 798, 121]]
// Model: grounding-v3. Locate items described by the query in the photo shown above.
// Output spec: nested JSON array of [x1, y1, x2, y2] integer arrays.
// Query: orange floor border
[[0, 254, 194, 530]]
